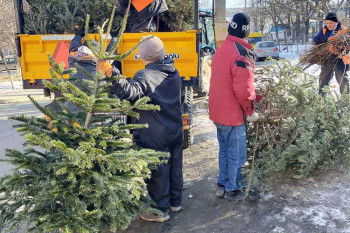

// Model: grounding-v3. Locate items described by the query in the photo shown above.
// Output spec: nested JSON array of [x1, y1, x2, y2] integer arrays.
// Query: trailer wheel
[[194, 52, 213, 96], [183, 86, 194, 149]]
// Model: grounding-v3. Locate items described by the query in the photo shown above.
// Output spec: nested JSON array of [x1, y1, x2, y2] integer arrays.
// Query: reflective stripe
[[69, 51, 96, 62]]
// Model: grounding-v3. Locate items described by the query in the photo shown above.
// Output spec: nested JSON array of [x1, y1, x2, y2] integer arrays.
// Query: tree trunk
[[0, 48, 14, 89], [305, 19, 310, 43], [274, 21, 280, 44], [296, 18, 300, 43], [304, 2, 310, 43]]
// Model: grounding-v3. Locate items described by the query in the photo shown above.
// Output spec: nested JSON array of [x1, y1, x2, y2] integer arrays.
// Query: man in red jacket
[[209, 13, 258, 201]]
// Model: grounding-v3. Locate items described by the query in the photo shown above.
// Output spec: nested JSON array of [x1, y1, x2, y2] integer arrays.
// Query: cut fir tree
[[0, 1, 166, 232], [244, 60, 350, 194]]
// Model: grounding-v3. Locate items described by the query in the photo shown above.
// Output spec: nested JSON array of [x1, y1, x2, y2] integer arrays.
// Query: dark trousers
[[319, 59, 350, 95], [146, 142, 183, 212]]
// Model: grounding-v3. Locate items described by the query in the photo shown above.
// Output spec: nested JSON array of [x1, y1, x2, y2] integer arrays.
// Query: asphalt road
[[0, 100, 51, 177]]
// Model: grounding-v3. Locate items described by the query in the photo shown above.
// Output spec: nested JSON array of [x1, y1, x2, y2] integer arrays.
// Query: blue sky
[[226, 0, 245, 8]]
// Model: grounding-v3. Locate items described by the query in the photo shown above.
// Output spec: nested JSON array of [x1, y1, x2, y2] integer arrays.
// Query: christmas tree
[[245, 60, 350, 192], [159, 0, 194, 32], [24, 0, 116, 34], [23, 0, 195, 34], [0, 1, 166, 232]]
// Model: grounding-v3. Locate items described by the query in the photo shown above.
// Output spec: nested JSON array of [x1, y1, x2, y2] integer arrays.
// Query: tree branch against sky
[[0, 0, 16, 53]]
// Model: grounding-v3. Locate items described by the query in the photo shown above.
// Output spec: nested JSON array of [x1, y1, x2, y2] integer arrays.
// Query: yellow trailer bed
[[18, 31, 199, 88]]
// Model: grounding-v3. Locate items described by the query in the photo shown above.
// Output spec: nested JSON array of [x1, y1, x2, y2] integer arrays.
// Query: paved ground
[[0, 89, 49, 104], [1, 90, 350, 233], [120, 106, 350, 233], [0, 100, 51, 176]]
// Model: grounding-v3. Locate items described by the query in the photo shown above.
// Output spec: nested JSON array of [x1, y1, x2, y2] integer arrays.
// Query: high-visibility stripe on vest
[[69, 51, 96, 62], [132, 0, 154, 12], [323, 25, 350, 64]]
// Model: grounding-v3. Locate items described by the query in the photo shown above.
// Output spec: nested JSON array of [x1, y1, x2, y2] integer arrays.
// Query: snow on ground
[[0, 81, 23, 92], [279, 44, 340, 88]]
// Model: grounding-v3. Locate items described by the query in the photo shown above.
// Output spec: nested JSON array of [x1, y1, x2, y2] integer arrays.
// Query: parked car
[[0, 57, 17, 71], [253, 41, 279, 61]]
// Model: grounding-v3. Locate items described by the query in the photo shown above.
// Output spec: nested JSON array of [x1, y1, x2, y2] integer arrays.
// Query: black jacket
[[111, 58, 183, 150], [116, 0, 168, 32]]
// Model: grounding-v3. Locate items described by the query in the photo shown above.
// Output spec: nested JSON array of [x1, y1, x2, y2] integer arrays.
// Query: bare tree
[[0, 0, 17, 88], [247, 0, 269, 34]]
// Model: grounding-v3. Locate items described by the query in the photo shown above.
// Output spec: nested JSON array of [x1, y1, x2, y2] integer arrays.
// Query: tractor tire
[[182, 86, 194, 149], [194, 53, 213, 96]]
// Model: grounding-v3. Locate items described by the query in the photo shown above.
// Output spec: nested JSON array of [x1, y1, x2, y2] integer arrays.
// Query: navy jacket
[[313, 22, 342, 45], [67, 35, 120, 111], [111, 58, 183, 150]]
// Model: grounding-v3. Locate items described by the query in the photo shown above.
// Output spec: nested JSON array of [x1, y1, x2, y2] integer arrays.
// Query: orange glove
[[97, 61, 113, 77], [328, 36, 340, 54], [329, 44, 340, 55], [328, 36, 336, 41]]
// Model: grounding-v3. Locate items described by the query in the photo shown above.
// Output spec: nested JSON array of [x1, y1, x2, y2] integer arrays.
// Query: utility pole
[[13, 0, 24, 78], [13, 0, 24, 34], [215, 0, 227, 48]]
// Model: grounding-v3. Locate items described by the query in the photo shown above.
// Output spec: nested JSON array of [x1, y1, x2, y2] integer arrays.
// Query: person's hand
[[327, 36, 336, 41], [247, 112, 259, 123], [329, 43, 340, 55], [75, 31, 85, 37], [97, 60, 113, 77]]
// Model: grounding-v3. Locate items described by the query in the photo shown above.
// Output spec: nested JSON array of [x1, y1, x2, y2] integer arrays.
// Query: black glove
[[75, 31, 85, 37]]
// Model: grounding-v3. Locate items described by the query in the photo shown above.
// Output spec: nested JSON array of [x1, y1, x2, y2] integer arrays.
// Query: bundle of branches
[[299, 28, 350, 67], [245, 60, 350, 188]]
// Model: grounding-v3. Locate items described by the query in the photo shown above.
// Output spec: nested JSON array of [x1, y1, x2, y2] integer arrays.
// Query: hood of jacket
[[145, 57, 176, 74]]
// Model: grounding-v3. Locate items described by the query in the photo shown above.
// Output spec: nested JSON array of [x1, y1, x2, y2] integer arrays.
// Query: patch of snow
[[0, 81, 23, 92], [261, 192, 275, 201], [273, 213, 287, 223], [271, 226, 286, 233]]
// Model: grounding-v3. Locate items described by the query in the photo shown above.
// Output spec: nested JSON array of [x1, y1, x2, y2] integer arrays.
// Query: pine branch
[[27, 96, 55, 120], [106, 0, 132, 57], [105, 36, 153, 61]]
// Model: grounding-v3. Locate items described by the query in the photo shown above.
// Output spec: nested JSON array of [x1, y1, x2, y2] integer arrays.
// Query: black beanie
[[228, 13, 251, 38], [325, 12, 338, 22]]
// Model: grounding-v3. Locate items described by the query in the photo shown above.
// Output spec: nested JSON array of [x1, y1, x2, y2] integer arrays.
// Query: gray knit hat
[[138, 36, 165, 62]]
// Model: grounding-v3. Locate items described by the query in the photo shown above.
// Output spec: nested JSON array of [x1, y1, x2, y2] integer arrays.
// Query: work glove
[[75, 31, 85, 37], [97, 60, 113, 77], [328, 36, 340, 55], [328, 36, 336, 41], [246, 112, 259, 123]]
